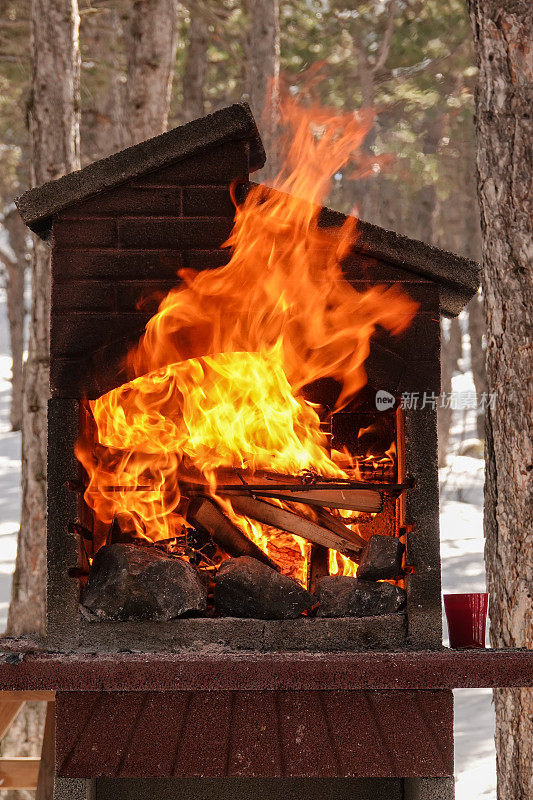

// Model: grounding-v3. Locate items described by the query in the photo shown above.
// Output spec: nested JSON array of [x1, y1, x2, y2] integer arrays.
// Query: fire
[[76, 90, 418, 584]]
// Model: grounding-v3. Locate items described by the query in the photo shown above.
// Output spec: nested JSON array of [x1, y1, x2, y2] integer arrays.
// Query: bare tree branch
[[372, 0, 397, 75]]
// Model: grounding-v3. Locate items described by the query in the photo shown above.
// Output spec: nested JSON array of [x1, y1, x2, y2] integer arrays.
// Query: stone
[[317, 576, 406, 618], [356, 535, 404, 581], [214, 557, 316, 620], [81, 543, 207, 621]]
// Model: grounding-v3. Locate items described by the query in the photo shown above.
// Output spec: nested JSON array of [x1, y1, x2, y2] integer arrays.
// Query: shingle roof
[[320, 206, 480, 317], [16, 103, 265, 239]]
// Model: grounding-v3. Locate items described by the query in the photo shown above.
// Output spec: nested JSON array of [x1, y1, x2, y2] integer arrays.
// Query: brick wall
[[51, 140, 249, 398], [50, 137, 440, 401]]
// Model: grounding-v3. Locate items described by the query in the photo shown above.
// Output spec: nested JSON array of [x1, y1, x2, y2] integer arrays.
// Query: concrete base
[[55, 777, 454, 800], [77, 612, 407, 653]]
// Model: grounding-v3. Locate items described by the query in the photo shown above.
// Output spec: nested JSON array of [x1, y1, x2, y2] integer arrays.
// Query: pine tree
[[468, 2, 533, 797]]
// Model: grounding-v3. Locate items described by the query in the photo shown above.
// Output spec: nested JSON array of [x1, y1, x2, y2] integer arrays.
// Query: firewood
[[186, 496, 279, 571], [315, 508, 368, 549], [227, 495, 361, 558], [308, 544, 329, 594], [220, 484, 383, 513]]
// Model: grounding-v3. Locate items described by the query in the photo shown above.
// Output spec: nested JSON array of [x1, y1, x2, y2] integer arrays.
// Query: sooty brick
[[183, 249, 232, 271], [52, 249, 183, 281], [59, 186, 182, 218], [182, 186, 236, 217], [53, 219, 118, 249], [52, 311, 151, 358], [119, 217, 234, 250]]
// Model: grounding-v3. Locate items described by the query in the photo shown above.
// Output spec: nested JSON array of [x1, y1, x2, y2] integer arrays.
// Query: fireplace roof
[[16, 103, 265, 239], [321, 206, 480, 317]]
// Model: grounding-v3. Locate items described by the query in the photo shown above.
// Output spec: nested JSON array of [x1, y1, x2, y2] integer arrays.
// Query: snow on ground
[[0, 296, 22, 632], [440, 365, 496, 800], [0, 298, 495, 796]]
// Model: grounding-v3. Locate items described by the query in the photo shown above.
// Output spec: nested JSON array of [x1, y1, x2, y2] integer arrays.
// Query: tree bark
[[182, 4, 209, 122], [0, 206, 26, 431], [468, 3, 533, 798], [81, 6, 127, 162], [7, 0, 80, 638], [126, 0, 180, 145], [247, 0, 280, 179], [4, 211, 26, 433]]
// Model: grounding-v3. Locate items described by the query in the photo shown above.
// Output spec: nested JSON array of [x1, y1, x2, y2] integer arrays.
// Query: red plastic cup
[[444, 593, 489, 649]]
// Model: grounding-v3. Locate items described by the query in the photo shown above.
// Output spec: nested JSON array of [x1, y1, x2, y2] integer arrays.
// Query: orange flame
[[76, 91, 418, 582]]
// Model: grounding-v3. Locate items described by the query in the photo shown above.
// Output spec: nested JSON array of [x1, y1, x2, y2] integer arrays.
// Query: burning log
[[357, 460, 396, 482], [314, 508, 368, 549], [186, 496, 279, 571], [308, 544, 329, 595], [227, 485, 384, 512], [180, 467, 406, 512], [227, 494, 361, 558]]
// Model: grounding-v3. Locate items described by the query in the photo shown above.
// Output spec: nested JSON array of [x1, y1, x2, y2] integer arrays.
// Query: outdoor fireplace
[[16, 102, 479, 654], [13, 102, 484, 798]]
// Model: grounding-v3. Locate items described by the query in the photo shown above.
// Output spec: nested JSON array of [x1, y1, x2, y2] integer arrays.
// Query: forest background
[[0, 1, 530, 799]]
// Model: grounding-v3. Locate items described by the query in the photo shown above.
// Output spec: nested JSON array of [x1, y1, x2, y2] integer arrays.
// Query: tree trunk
[[1, 207, 26, 431], [468, 3, 533, 799], [80, 6, 127, 162], [7, 0, 81, 638], [247, 0, 280, 180], [182, 5, 209, 122], [126, 0, 180, 145]]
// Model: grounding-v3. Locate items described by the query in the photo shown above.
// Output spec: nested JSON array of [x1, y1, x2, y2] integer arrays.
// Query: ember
[[75, 92, 417, 600]]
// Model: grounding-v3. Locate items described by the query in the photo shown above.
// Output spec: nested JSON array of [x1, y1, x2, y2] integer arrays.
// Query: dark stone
[[78, 614, 407, 653], [214, 557, 315, 620], [81, 544, 207, 622], [403, 406, 443, 648], [357, 535, 404, 581], [317, 576, 406, 618]]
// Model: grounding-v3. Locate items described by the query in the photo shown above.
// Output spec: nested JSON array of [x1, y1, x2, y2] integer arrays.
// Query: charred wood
[[186, 496, 278, 571], [314, 508, 368, 548], [308, 544, 329, 594], [228, 495, 361, 559]]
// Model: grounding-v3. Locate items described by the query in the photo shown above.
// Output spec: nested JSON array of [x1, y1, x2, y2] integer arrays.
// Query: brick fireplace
[[14, 103, 485, 799]]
